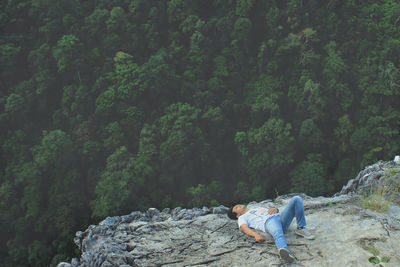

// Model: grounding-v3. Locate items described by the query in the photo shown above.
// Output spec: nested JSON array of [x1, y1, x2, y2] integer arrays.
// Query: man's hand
[[255, 233, 265, 243], [241, 224, 265, 243], [267, 207, 279, 214]]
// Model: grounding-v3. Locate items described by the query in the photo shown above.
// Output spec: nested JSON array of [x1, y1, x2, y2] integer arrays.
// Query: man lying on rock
[[227, 195, 314, 263]]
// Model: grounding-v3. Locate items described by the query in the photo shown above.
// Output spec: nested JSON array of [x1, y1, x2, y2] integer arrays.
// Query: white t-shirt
[[237, 207, 279, 232]]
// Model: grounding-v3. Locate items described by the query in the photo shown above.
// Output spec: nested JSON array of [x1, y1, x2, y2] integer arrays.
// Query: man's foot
[[295, 226, 315, 240], [279, 248, 295, 263]]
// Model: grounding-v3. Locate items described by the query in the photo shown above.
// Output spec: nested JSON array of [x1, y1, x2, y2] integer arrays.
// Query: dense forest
[[1, 0, 399, 265]]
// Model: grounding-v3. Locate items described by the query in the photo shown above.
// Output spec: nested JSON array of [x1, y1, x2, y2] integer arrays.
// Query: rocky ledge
[[58, 160, 400, 267]]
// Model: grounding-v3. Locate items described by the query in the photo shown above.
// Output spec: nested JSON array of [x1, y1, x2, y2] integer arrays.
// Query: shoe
[[295, 226, 315, 240], [279, 248, 295, 263]]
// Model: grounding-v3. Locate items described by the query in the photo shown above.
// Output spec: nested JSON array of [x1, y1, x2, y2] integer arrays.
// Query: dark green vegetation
[[1, 0, 399, 265]]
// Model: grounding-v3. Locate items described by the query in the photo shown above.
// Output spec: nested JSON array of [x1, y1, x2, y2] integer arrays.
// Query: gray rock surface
[[337, 160, 400, 197], [58, 160, 400, 267]]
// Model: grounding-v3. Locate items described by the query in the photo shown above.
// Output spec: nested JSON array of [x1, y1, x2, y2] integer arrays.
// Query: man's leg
[[279, 196, 306, 233], [265, 216, 289, 251], [265, 217, 295, 263]]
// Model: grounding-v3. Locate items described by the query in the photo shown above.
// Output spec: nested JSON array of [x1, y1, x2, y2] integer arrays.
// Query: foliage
[[187, 180, 223, 207], [367, 244, 391, 265], [290, 154, 333, 197]]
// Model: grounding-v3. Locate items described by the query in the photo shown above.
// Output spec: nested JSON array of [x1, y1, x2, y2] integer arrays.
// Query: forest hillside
[[1, 0, 399, 266]]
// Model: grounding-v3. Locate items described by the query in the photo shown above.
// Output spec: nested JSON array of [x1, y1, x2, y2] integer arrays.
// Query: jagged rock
[[394, 155, 399, 164], [212, 205, 229, 214], [337, 160, 400, 196], [99, 216, 121, 226], [171, 207, 209, 220], [121, 211, 144, 223], [71, 258, 79, 267], [60, 160, 400, 266]]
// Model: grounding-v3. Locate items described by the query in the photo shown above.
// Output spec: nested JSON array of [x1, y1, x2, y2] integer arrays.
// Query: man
[[227, 196, 314, 263]]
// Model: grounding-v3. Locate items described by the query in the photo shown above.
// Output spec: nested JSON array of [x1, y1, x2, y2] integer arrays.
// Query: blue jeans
[[264, 196, 306, 251]]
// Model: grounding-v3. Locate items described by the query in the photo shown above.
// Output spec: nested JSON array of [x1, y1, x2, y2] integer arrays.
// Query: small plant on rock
[[367, 244, 379, 257], [367, 245, 391, 265], [361, 187, 390, 213], [274, 188, 282, 205]]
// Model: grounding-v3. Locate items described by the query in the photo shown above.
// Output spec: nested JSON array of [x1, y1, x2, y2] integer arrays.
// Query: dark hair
[[227, 206, 237, 220]]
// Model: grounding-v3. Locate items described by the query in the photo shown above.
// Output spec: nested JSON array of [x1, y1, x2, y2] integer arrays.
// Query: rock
[[394, 155, 400, 164], [99, 216, 121, 226], [121, 211, 143, 223], [337, 160, 400, 197], [171, 206, 182, 219], [202, 206, 210, 214], [64, 194, 400, 266], [71, 258, 79, 267], [57, 263, 72, 267], [171, 207, 209, 220], [58, 160, 400, 266], [212, 205, 229, 214], [161, 207, 170, 214]]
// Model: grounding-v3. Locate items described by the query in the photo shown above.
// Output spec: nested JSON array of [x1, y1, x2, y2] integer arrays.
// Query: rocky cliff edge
[[58, 159, 400, 267]]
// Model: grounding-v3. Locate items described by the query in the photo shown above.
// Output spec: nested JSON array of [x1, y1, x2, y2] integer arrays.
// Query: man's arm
[[240, 224, 265, 242]]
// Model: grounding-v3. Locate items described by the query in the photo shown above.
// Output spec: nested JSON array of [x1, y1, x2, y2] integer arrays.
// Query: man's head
[[227, 204, 248, 220]]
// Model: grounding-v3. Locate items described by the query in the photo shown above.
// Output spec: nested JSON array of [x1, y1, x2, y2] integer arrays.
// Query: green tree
[[91, 146, 134, 218], [246, 74, 282, 124], [298, 118, 324, 153], [0, 42, 22, 81], [52, 34, 82, 73], [159, 103, 210, 199], [334, 115, 354, 153], [187, 180, 223, 207], [31, 130, 87, 263], [288, 79, 326, 120], [102, 121, 125, 152], [235, 118, 295, 193], [322, 41, 352, 111], [290, 154, 334, 196], [235, 0, 255, 17]]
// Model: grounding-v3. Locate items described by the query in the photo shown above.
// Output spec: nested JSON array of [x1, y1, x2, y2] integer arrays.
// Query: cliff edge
[[58, 159, 400, 267]]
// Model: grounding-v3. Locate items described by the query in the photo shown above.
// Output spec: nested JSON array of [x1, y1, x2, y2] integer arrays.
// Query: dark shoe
[[295, 226, 315, 240], [279, 248, 295, 263]]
